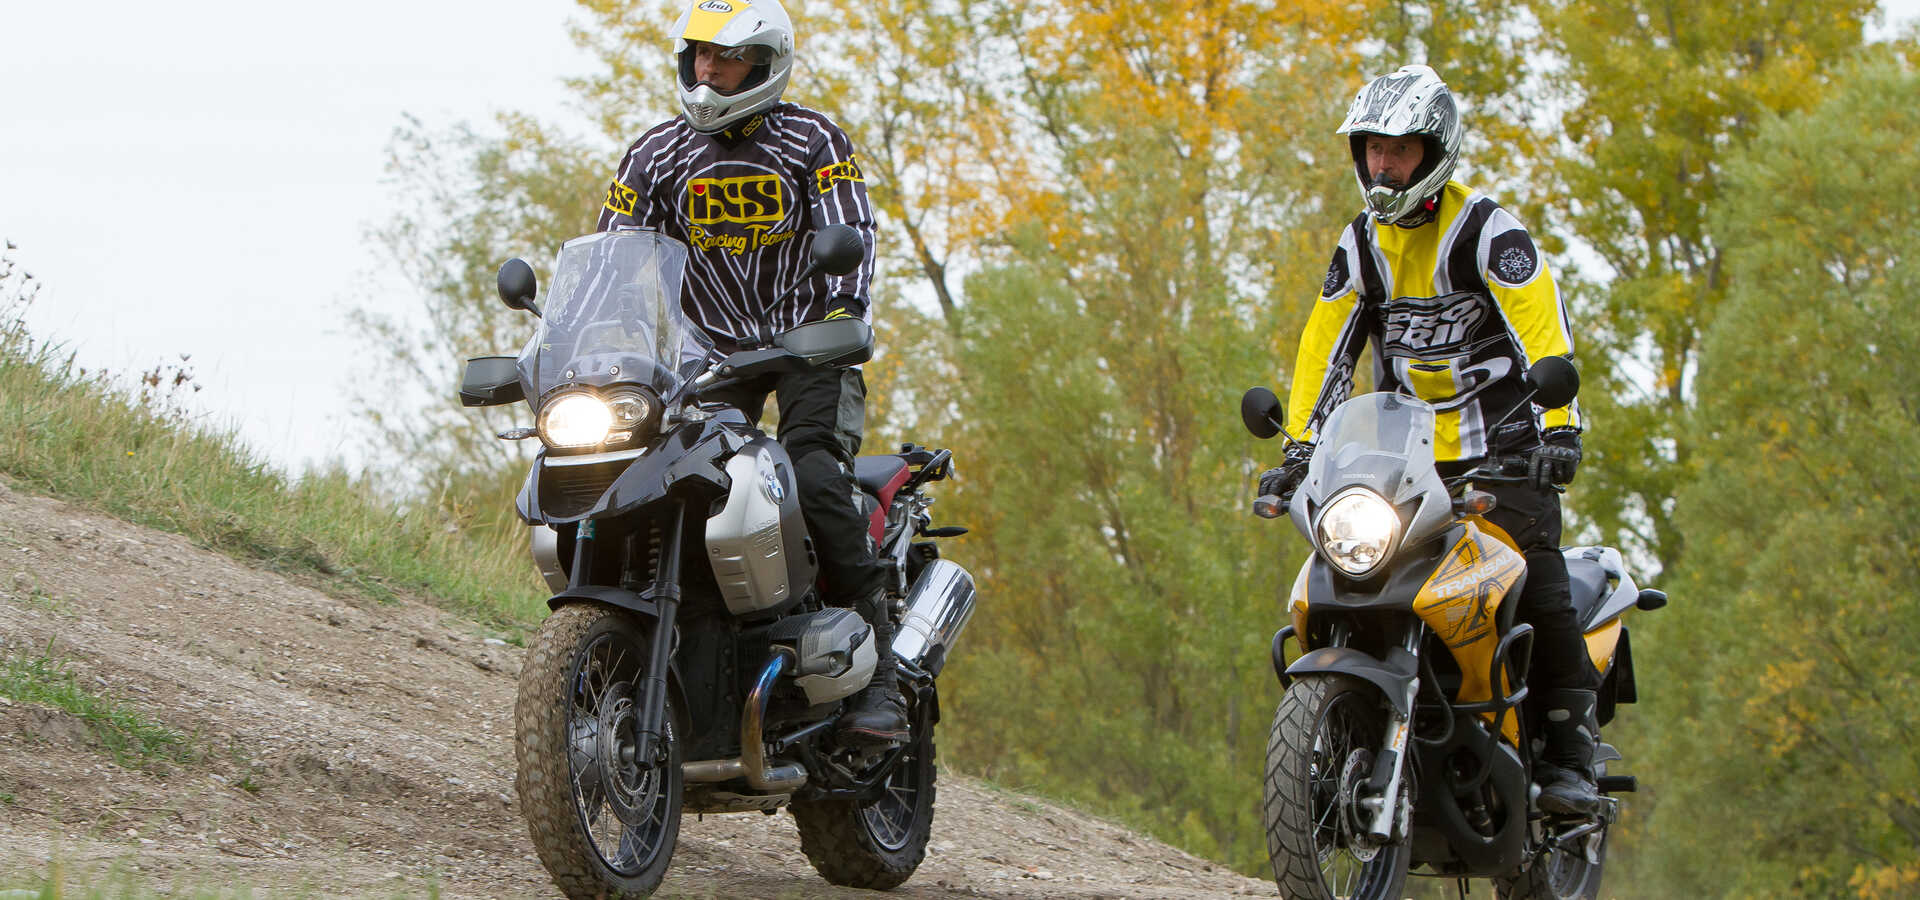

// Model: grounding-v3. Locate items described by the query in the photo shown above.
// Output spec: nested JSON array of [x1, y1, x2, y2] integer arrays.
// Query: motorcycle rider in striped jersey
[[595, 0, 906, 745], [1260, 64, 1601, 816]]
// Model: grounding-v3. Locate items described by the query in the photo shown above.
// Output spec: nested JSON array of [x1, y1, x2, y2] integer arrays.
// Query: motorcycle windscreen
[[521, 230, 716, 399], [1304, 392, 1439, 506]]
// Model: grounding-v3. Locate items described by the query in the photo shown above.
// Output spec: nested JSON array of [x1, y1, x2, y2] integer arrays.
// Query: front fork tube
[[1363, 624, 1425, 843], [629, 501, 686, 771]]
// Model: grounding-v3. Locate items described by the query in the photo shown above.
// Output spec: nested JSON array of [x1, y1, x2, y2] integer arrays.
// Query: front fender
[[547, 585, 661, 618], [1285, 646, 1418, 716]]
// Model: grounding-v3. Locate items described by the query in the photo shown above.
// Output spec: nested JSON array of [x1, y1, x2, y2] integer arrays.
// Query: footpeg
[[1596, 774, 1636, 793]]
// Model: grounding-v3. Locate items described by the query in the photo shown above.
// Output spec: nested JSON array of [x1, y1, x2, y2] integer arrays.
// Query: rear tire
[[1496, 825, 1608, 899], [1496, 756, 1611, 900], [515, 603, 683, 899], [790, 717, 936, 889], [1263, 674, 1411, 900]]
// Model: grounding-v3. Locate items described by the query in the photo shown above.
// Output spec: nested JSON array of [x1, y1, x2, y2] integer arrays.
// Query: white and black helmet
[[671, 0, 794, 133], [1336, 64, 1463, 225]]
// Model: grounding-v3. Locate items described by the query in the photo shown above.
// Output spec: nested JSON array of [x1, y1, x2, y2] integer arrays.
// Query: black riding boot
[[1537, 688, 1601, 816], [839, 598, 909, 745]]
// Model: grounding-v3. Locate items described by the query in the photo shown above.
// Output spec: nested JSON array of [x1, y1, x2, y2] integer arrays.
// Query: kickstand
[[1457, 877, 1471, 899]]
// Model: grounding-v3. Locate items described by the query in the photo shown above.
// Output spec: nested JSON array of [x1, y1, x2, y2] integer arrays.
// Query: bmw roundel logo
[[761, 471, 786, 505]]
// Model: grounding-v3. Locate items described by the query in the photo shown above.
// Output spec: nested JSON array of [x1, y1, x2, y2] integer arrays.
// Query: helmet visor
[[690, 40, 774, 65]]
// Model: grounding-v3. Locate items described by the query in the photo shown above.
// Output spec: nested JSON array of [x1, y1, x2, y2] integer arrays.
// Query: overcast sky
[[3, 1, 602, 475], [5, 2, 1916, 476]]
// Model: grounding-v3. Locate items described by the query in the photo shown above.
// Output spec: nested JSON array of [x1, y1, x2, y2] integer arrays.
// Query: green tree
[[1616, 54, 1920, 898], [1523, 0, 1879, 571]]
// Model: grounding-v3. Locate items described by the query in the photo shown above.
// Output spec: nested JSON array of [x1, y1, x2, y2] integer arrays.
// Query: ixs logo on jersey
[[1382, 291, 1486, 354], [815, 156, 863, 194], [686, 173, 787, 225], [605, 181, 639, 218]]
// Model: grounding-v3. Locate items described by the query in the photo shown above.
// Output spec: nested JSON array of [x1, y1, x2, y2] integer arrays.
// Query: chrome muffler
[[682, 650, 808, 791], [890, 559, 977, 676]]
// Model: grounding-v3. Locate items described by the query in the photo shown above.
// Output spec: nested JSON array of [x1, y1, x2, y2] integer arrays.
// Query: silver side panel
[[706, 442, 810, 616], [892, 559, 977, 676], [530, 525, 566, 593]]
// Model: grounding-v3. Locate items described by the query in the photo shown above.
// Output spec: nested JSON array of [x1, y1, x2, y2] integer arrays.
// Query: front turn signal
[[1455, 490, 1499, 516]]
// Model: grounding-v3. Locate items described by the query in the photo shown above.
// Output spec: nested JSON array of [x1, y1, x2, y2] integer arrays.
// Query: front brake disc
[[595, 681, 655, 827], [1338, 749, 1381, 861]]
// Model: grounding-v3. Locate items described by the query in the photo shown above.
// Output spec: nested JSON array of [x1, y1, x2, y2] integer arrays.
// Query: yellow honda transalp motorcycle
[[1240, 358, 1667, 900]]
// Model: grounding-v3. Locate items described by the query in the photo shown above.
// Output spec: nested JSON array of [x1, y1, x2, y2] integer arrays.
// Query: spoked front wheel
[[1262, 674, 1412, 900], [515, 603, 684, 898]]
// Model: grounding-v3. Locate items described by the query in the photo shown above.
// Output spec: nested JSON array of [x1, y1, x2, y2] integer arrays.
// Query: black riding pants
[[1480, 482, 1600, 693], [703, 367, 890, 615]]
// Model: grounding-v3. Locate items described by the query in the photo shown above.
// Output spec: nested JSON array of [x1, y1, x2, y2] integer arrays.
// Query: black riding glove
[[1529, 428, 1582, 491], [1258, 441, 1316, 502]]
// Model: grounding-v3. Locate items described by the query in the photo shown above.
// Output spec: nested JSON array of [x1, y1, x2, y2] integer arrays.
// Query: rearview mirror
[[1527, 356, 1580, 410], [809, 224, 866, 277], [460, 356, 525, 407], [1241, 387, 1285, 439], [777, 318, 874, 368], [497, 259, 540, 316]]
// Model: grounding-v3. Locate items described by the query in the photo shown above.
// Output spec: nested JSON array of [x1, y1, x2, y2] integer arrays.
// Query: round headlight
[[605, 389, 654, 429], [1316, 488, 1400, 577], [539, 392, 613, 448]]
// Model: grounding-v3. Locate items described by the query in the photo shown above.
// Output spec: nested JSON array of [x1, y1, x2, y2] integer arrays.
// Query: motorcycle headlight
[[538, 392, 613, 448], [1316, 488, 1400, 577], [605, 390, 648, 427]]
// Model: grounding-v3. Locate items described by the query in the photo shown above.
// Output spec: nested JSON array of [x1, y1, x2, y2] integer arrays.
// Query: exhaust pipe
[[891, 559, 977, 677], [683, 651, 808, 791]]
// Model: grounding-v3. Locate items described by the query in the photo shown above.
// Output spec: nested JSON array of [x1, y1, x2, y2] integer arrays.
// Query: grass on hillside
[[0, 253, 547, 634], [0, 646, 195, 767]]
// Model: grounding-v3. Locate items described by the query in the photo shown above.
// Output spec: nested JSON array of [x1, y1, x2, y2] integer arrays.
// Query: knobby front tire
[[515, 603, 684, 899]]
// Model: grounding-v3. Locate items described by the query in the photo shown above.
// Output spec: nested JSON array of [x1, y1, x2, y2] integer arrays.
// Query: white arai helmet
[[671, 0, 795, 133], [1336, 64, 1464, 225]]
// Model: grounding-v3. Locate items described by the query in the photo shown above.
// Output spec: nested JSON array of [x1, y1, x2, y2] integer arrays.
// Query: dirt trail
[[0, 479, 1272, 899]]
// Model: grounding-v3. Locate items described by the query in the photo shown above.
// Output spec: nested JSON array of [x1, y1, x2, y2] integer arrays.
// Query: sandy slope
[[0, 479, 1272, 899]]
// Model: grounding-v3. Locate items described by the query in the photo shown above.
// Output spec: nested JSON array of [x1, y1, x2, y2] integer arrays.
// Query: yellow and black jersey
[[1286, 181, 1581, 462], [596, 102, 875, 354]]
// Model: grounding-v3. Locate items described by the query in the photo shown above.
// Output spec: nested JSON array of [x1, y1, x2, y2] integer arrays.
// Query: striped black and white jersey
[[1286, 181, 1582, 462], [595, 103, 876, 354]]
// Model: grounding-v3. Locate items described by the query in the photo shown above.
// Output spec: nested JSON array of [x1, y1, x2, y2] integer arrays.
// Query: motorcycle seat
[[1565, 556, 1613, 626], [853, 456, 912, 543], [853, 456, 909, 498]]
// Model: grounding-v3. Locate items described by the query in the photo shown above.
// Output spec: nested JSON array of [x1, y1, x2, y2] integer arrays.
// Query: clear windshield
[[1305, 393, 1439, 505], [521, 230, 714, 401]]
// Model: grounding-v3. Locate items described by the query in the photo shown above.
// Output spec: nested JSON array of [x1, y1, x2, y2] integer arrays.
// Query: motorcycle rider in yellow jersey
[[1260, 64, 1601, 816]]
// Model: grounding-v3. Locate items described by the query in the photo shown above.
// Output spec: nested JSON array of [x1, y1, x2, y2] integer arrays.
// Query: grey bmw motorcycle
[[460, 224, 975, 898]]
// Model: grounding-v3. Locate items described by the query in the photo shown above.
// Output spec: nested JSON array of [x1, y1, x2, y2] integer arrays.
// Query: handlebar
[[1451, 455, 1565, 493]]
